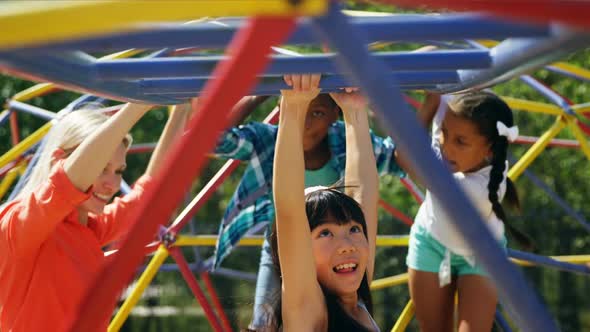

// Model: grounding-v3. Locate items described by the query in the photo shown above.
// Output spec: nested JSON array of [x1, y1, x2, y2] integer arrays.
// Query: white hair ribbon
[[304, 185, 328, 196], [496, 121, 519, 142]]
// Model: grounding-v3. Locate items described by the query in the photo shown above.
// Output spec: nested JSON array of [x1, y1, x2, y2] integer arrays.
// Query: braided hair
[[448, 92, 533, 250]]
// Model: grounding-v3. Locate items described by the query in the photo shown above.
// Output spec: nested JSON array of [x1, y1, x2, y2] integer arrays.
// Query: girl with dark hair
[[407, 92, 529, 332], [271, 74, 380, 331]]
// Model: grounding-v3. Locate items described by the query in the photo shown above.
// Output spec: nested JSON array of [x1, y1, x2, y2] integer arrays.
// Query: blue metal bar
[[12, 14, 550, 52], [434, 27, 590, 93], [519, 75, 575, 115], [139, 71, 459, 95], [0, 51, 185, 105], [0, 110, 11, 126], [167, 86, 440, 99], [312, 3, 558, 332], [9, 101, 57, 120], [509, 155, 590, 232], [95, 51, 491, 80], [508, 249, 590, 275], [495, 309, 514, 332]]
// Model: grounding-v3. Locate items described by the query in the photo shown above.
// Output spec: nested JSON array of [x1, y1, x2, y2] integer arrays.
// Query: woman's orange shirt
[[0, 163, 150, 332]]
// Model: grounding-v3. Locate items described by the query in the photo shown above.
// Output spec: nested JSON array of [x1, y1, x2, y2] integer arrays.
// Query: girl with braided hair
[[407, 91, 530, 332]]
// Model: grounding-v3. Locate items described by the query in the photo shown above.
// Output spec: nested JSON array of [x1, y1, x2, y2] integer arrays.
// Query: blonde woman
[[0, 102, 190, 332]]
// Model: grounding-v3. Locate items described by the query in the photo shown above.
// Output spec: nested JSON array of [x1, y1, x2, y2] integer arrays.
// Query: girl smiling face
[[311, 216, 369, 296]]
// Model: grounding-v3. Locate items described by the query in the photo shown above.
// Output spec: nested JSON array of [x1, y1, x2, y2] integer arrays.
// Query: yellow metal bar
[[370, 273, 409, 291], [175, 235, 409, 247], [108, 245, 169, 332], [0, 161, 27, 200], [12, 83, 55, 101], [567, 120, 590, 162], [550, 62, 590, 81], [100, 49, 144, 61], [572, 102, 590, 114], [502, 96, 564, 116], [0, 122, 52, 170], [391, 300, 415, 332], [0, 0, 327, 49], [508, 118, 566, 181]]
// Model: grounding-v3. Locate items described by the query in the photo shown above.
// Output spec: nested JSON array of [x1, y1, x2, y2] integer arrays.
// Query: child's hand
[[281, 74, 321, 103], [329, 90, 368, 113], [423, 91, 442, 111]]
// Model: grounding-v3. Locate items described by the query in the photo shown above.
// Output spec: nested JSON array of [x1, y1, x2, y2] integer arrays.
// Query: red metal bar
[[378, 199, 413, 226], [400, 177, 424, 203], [201, 272, 233, 332], [169, 248, 224, 332], [375, 0, 590, 29], [403, 94, 422, 110], [9, 111, 20, 146], [514, 135, 581, 149], [577, 120, 590, 137], [68, 17, 297, 332], [168, 108, 279, 233]]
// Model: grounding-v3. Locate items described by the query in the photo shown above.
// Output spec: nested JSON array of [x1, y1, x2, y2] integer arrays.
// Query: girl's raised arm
[[331, 92, 379, 282], [273, 74, 325, 328]]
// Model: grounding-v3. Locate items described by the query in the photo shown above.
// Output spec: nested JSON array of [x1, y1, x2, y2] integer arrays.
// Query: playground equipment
[[1, 1, 589, 331]]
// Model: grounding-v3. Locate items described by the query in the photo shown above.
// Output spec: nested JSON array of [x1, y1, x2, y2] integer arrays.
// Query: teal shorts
[[406, 223, 507, 277]]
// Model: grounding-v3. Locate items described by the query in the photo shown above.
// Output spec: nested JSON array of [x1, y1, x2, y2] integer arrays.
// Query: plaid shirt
[[213, 121, 405, 267]]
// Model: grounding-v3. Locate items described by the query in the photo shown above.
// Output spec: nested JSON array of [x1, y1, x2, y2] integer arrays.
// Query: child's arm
[[273, 74, 325, 328], [145, 104, 191, 177], [192, 96, 271, 161], [331, 91, 379, 282], [64, 103, 152, 192], [395, 92, 442, 184]]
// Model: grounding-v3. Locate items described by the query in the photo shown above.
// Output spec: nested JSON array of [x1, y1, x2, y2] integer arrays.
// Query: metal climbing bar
[[502, 97, 564, 116], [96, 51, 491, 80], [374, 0, 590, 29], [167, 108, 280, 234], [9, 101, 57, 120], [433, 28, 590, 93], [0, 122, 51, 170], [312, 3, 558, 331], [516, 162, 590, 233], [547, 62, 590, 83], [508, 117, 567, 181], [108, 245, 170, 332], [370, 273, 409, 291], [568, 120, 590, 161], [168, 248, 224, 332], [514, 136, 580, 149], [390, 300, 415, 332], [519, 75, 574, 114], [379, 199, 414, 226], [495, 309, 514, 332], [174, 235, 410, 247], [508, 249, 590, 275], [15, 14, 550, 53], [139, 71, 458, 97], [0, 0, 326, 50], [0, 51, 184, 105], [201, 273, 233, 332]]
